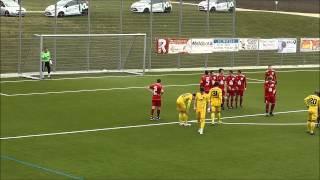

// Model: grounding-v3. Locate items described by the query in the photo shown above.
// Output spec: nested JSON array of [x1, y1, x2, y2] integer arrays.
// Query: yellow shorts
[[211, 100, 221, 107], [308, 109, 318, 121], [196, 110, 206, 121], [176, 101, 186, 112], [211, 105, 221, 113]]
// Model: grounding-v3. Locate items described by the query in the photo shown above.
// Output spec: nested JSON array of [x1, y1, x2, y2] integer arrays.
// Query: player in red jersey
[[235, 70, 247, 108], [265, 65, 277, 84], [210, 70, 218, 86], [264, 76, 277, 116], [200, 70, 212, 94], [149, 79, 164, 120], [217, 68, 226, 110], [226, 70, 237, 109]]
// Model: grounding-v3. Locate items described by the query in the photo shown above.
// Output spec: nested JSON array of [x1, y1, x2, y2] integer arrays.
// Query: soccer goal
[[29, 33, 147, 79]]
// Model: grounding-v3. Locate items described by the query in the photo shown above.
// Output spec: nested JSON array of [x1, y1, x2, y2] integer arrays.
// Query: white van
[[44, 0, 88, 17], [198, 0, 234, 12], [130, 0, 172, 13], [0, 0, 26, 16]]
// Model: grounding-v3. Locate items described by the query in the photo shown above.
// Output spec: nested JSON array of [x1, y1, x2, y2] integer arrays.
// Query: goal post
[[33, 33, 147, 79]]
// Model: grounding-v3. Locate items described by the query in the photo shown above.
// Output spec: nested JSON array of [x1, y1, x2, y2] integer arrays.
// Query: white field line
[[251, 69, 319, 73], [0, 73, 200, 83], [222, 122, 306, 126], [0, 93, 10, 96], [3, 64, 318, 79], [0, 82, 262, 97], [171, 1, 320, 18], [0, 84, 196, 97], [236, 8, 319, 18], [0, 109, 307, 140], [246, 77, 265, 82], [1, 69, 319, 84]]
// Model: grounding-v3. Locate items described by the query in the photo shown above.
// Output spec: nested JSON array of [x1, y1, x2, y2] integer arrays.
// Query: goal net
[[28, 33, 147, 79]]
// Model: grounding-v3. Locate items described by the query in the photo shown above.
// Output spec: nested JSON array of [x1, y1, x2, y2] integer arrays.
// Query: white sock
[[199, 128, 203, 134]]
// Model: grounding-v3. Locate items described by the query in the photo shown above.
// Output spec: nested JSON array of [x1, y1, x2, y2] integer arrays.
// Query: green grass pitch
[[0, 69, 319, 180]]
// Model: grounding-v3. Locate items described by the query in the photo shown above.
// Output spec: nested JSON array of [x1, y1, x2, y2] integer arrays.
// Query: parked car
[[44, 0, 88, 17], [198, 0, 234, 12], [130, 0, 172, 13], [0, 0, 26, 16]]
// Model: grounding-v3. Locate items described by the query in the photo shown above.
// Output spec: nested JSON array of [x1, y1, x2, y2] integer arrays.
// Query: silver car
[[44, 0, 88, 17], [130, 0, 172, 13], [198, 0, 234, 12]]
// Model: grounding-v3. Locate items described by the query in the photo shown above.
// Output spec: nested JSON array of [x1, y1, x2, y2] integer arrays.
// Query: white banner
[[212, 38, 239, 52], [259, 39, 278, 50], [168, 39, 188, 54], [239, 38, 259, 50], [156, 37, 306, 54], [300, 38, 320, 52], [185, 39, 214, 54], [277, 38, 297, 53]]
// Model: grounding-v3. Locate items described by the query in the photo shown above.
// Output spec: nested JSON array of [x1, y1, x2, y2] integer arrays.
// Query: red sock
[[157, 110, 160, 117], [265, 103, 270, 113], [271, 104, 275, 113], [227, 96, 230, 107], [231, 96, 234, 107], [222, 98, 225, 107], [235, 96, 238, 107]]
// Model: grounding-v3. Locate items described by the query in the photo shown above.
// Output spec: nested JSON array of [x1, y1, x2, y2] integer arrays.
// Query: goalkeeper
[[176, 93, 196, 126], [41, 47, 52, 78]]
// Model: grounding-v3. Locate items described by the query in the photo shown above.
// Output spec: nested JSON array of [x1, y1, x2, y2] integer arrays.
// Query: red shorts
[[237, 90, 244, 96], [265, 96, 276, 104], [204, 87, 211, 94], [152, 100, 161, 107], [227, 90, 235, 96]]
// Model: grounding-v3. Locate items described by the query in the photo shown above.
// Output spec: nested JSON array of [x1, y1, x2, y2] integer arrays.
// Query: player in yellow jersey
[[304, 91, 320, 135], [317, 92, 320, 128], [194, 87, 209, 135], [208, 82, 223, 125], [176, 93, 196, 126]]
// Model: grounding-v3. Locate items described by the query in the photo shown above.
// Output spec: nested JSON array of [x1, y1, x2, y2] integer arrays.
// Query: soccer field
[[0, 68, 319, 180]]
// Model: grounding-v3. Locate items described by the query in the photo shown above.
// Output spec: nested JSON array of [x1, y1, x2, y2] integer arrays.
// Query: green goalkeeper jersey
[[41, 51, 51, 62]]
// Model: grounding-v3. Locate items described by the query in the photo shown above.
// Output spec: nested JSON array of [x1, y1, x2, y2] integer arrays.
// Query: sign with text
[[239, 38, 259, 50], [300, 38, 320, 52], [212, 38, 239, 52], [185, 38, 214, 54], [168, 39, 189, 54], [277, 38, 297, 53], [258, 39, 278, 50]]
